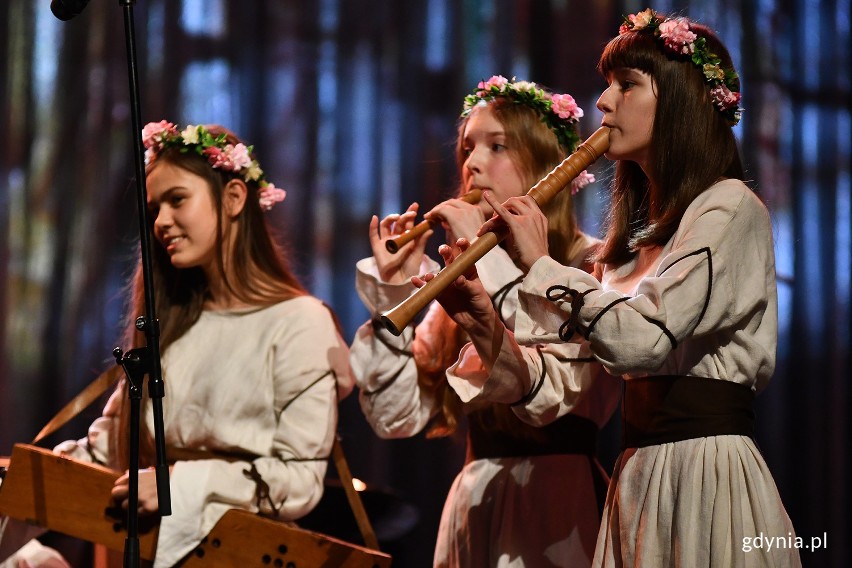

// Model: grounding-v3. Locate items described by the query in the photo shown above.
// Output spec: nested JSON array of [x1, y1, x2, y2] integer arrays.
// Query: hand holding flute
[[412, 237, 497, 335], [369, 189, 486, 285], [411, 191, 553, 334], [369, 202, 432, 284], [383, 126, 610, 335], [386, 189, 482, 253], [478, 189, 556, 272]]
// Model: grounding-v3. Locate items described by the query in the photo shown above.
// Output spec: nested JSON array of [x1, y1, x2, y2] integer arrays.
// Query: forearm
[[475, 246, 524, 329], [448, 322, 537, 406]]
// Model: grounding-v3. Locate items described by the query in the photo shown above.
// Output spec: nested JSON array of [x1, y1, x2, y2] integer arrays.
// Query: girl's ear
[[223, 179, 248, 218]]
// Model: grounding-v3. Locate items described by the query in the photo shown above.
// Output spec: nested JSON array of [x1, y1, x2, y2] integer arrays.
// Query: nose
[[596, 86, 614, 114], [464, 146, 483, 174], [152, 206, 172, 237]]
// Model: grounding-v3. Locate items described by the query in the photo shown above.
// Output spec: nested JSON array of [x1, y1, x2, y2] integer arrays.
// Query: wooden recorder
[[385, 189, 482, 253], [380, 126, 610, 336]]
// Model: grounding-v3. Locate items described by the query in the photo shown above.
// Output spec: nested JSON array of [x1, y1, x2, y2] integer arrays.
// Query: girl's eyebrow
[[146, 185, 186, 205], [464, 130, 505, 142]]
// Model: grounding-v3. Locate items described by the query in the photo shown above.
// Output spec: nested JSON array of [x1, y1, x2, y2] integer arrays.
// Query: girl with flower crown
[[28, 122, 354, 567], [424, 10, 800, 568], [350, 77, 621, 567]]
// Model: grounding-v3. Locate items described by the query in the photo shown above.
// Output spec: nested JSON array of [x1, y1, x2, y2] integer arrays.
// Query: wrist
[[461, 302, 501, 339], [521, 252, 548, 273]]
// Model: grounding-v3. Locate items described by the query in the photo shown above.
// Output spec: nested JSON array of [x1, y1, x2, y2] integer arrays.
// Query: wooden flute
[[385, 189, 483, 253], [380, 126, 610, 336]]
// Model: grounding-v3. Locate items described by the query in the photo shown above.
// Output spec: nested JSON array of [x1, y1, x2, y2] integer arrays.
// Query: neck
[[204, 292, 251, 311], [204, 276, 245, 310], [639, 165, 662, 223], [202, 257, 250, 310], [202, 226, 246, 310]]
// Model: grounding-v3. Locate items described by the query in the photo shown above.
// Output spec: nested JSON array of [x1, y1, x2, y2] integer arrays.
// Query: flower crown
[[462, 76, 594, 194], [619, 9, 743, 125], [142, 120, 287, 211]]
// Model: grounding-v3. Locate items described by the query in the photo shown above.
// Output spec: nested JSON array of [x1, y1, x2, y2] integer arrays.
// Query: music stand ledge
[[0, 444, 391, 567]]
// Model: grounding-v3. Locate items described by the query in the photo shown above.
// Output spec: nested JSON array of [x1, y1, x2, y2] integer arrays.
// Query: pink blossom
[[258, 183, 287, 211], [710, 84, 741, 110], [226, 143, 253, 171], [551, 93, 583, 121], [658, 19, 697, 55], [141, 120, 175, 149], [203, 143, 252, 172], [202, 146, 225, 168], [628, 9, 656, 31], [477, 75, 508, 96]]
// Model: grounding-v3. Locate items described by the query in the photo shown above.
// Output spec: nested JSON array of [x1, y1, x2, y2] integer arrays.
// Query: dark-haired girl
[[429, 11, 800, 567], [51, 122, 354, 567]]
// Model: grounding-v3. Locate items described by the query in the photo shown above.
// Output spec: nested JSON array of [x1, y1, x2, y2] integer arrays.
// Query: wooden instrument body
[[385, 188, 482, 253], [380, 126, 610, 335], [0, 444, 390, 567]]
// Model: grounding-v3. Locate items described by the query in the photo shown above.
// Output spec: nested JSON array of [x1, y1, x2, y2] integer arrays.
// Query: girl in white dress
[[18, 122, 354, 568], [351, 77, 621, 567], [425, 10, 801, 568]]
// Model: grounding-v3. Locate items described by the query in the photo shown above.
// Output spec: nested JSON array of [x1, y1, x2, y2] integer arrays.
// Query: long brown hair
[[596, 20, 744, 265], [422, 97, 591, 438], [115, 125, 306, 468], [454, 98, 588, 267]]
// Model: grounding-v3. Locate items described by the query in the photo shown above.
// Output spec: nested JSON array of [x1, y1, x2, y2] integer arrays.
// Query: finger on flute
[[380, 126, 610, 335], [385, 189, 483, 254]]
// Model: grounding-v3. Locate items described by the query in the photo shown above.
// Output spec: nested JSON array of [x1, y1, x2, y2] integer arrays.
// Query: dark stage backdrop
[[1, 1, 848, 566]]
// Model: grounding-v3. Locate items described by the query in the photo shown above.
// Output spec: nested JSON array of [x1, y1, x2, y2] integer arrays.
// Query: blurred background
[[0, 0, 849, 566]]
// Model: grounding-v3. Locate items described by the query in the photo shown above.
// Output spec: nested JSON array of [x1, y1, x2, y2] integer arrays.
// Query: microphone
[[50, 0, 90, 20]]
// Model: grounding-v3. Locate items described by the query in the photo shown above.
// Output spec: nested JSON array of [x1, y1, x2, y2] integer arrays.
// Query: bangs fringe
[[598, 32, 662, 77]]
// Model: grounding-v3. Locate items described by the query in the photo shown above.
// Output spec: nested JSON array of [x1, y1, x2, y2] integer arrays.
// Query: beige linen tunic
[[351, 243, 620, 568], [447, 180, 801, 567], [55, 296, 354, 567]]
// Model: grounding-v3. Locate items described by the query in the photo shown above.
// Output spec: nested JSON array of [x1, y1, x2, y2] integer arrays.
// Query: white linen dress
[[54, 296, 354, 568], [447, 180, 801, 567], [351, 240, 621, 568]]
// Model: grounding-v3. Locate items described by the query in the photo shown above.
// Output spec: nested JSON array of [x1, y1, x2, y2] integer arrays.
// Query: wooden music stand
[[0, 444, 391, 567]]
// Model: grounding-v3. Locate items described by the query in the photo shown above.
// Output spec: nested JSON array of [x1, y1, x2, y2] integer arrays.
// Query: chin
[[168, 256, 195, 269]]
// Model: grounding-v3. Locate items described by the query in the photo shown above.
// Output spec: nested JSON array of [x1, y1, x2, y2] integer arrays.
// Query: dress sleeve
[[155, 301, 350, 568], [53, 385, 123, 468], [350, 256, 446, 438], [475, 246, 524, 330], [516, 183, 776, 377], [447, 183, 776, 424], [446, 334, 601, 427]]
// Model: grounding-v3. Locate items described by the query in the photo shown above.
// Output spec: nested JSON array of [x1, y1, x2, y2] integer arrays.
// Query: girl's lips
[[164, 236, 184, 253]]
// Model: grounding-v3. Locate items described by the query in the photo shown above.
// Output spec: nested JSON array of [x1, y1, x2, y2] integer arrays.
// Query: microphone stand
[[53, 2, 171, 566], [114, 2, 172, 567]]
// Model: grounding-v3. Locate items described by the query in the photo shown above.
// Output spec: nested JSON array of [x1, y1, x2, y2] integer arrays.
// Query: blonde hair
[[422, 97, 591, 437]]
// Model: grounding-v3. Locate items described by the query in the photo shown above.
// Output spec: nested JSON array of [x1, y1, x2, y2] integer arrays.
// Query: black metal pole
[[118, 0, 171, 520], [53, 1, 172, 566], [117, 0, 172, 547]]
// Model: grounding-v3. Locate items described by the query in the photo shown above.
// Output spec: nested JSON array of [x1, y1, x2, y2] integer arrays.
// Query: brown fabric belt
[[622, 375, 755, 449], [467, 412, 598, 460], [166, 442, 379, 551], [164, 445, 260, 464]]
